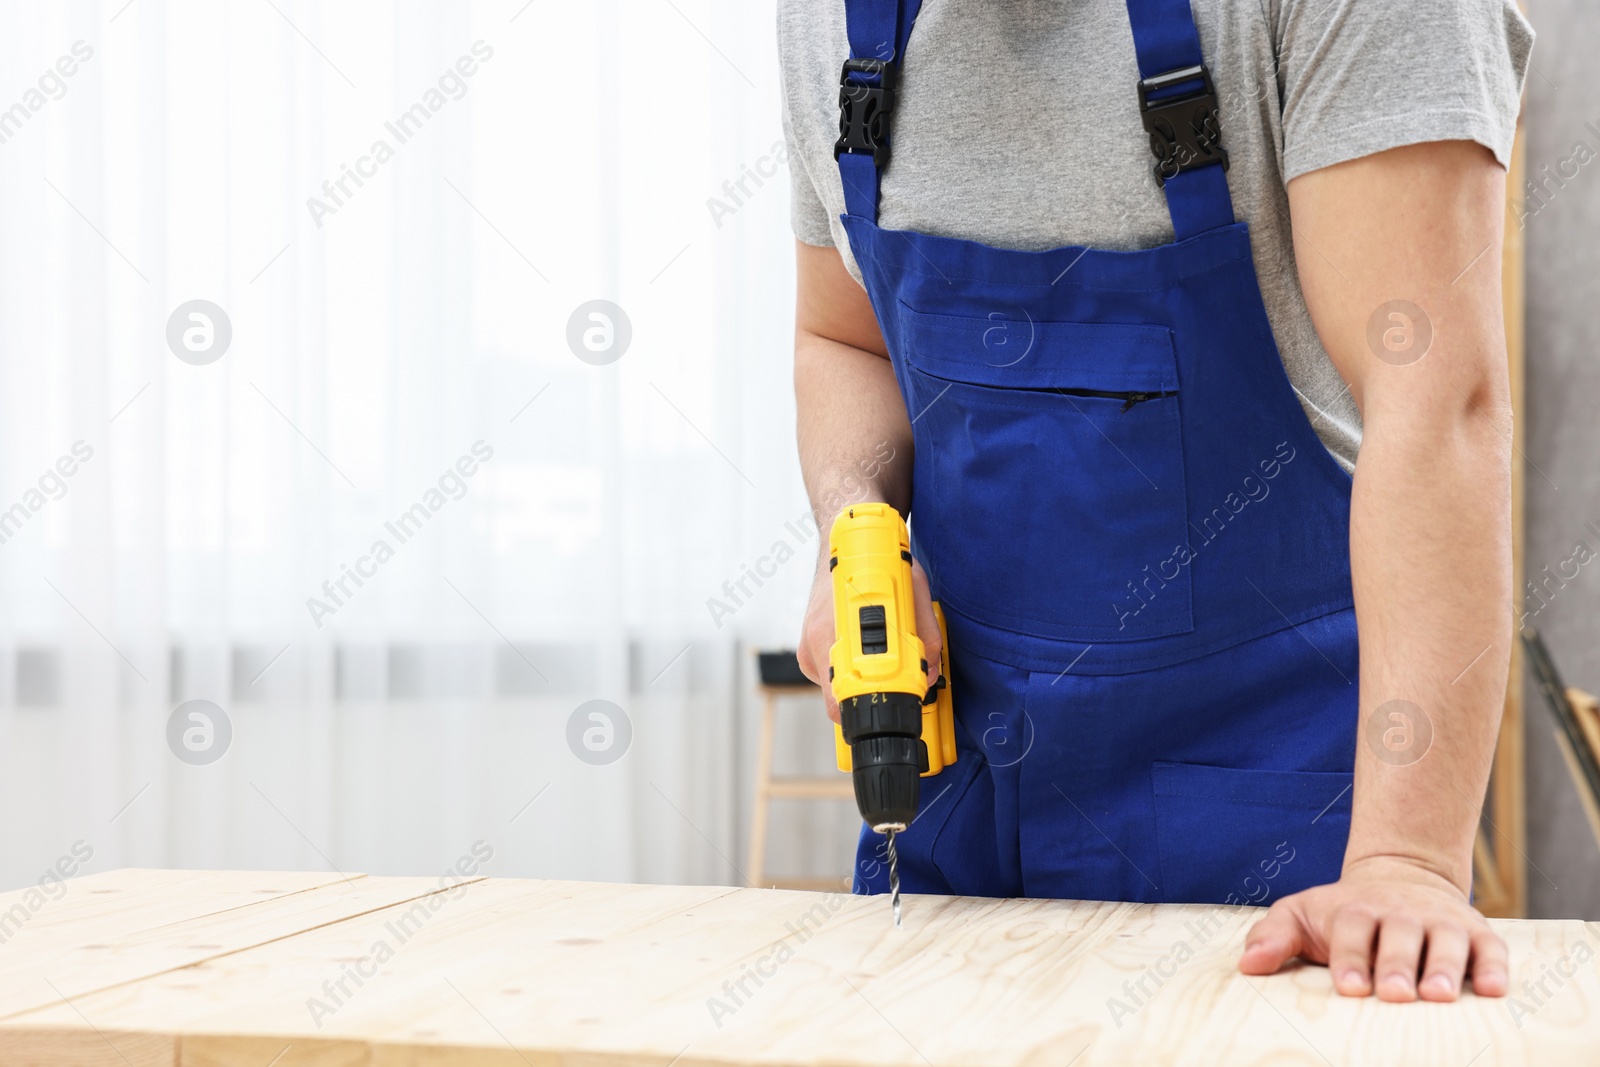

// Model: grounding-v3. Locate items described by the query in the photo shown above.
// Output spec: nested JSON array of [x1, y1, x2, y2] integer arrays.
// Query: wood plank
[[0, 869, 370, 1067], [761, 877, 853, 892], [0, 868, 359, 1005], [0, 868, 354, 939], [0, 1028, 174, 1067], [0, 868, 489, 1026], [0, 872, 1593, 1066]]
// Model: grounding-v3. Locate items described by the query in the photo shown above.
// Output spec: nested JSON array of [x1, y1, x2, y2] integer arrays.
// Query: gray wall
[[1522, 0, 1600, 919]]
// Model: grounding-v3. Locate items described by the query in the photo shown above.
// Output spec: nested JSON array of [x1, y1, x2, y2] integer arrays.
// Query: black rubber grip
[[839, 691, 926, 832], [849, 737, 924, 830]]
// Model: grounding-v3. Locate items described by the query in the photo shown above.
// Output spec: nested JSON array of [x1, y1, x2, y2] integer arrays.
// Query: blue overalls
[[837, 0, 1361, 906]]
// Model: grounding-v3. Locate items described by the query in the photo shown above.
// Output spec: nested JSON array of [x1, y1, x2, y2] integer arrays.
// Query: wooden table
[[0, 870, 1593, 1065]]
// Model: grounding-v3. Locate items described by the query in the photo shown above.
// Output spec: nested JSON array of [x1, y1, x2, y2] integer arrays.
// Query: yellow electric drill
[[828, 502, 956, 926]]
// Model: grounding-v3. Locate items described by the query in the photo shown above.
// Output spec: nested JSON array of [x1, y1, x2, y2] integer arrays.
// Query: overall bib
[[838, 0, 1361, 906]]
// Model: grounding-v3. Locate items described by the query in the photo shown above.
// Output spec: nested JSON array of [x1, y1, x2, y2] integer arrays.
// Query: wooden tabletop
[[0, 869, 1593, 1065]]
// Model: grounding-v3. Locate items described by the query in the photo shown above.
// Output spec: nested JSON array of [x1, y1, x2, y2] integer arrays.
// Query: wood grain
[[0, 869, 487, 1041], [0, 870, 1593, 1066]]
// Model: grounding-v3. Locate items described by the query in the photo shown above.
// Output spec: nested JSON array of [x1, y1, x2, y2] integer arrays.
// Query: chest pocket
[[895, 304, 1194, 642]]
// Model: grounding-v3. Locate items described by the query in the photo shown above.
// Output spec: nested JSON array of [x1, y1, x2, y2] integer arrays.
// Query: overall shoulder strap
[[835, 0, 924, 222], [835, 0, 1234, 238], [1123, 0, 1236, 238]]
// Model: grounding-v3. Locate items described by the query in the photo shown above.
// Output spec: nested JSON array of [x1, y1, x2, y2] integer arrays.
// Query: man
[[786, 0, 1533, 1003]]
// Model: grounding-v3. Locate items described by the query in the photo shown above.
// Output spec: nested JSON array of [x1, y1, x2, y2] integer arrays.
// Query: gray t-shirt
[[779, 0, 1534, 471]]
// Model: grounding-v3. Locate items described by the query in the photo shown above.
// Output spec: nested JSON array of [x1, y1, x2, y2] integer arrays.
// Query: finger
[[799, 638, 841, 723], [1239, 902, 1306, 976], [909, 558, 941, 688], [797, 569, 840, 721], [796, 633, 844, 726], [816, 642, 840, 724], [1326, 905, 1379, 996], [1468, 926, 1510, 997], [1372, 916, 1425, 1002], [795, 616, 829, 688], [1418, 923, 1470, 1001], [795, 627, 822, 685]]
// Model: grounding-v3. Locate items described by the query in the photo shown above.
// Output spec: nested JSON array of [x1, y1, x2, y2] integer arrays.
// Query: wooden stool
[[748, 652, 854, 890]]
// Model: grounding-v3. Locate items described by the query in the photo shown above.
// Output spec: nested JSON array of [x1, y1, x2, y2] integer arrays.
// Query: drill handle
[[834, 602, 956, 776]]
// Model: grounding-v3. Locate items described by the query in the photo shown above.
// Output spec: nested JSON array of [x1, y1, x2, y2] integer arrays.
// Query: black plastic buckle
[[834, 57, 899, 166], [1138, 64, 1228, 186]]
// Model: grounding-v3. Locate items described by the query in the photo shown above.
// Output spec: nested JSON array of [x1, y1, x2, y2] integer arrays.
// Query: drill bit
[[885, 828, 902, 928]]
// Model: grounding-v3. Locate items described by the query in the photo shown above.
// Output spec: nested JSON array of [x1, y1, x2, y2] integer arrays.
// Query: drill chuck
[[839, 691, 927, 832]]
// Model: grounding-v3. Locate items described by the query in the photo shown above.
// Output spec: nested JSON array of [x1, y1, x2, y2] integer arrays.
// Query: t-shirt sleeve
[[778, 14, 838, 248], [1277, 0, 1534, 182], [782, 104, 837, 247]]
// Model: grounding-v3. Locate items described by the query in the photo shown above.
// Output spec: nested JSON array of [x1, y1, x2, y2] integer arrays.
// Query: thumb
[[909, 557, 941, 689], [1239, 904, 1306, 976]]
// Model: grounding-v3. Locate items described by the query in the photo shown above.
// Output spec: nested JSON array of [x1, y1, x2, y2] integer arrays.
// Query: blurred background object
[[1521, 630, 1600, 848], [1522, 0, 1600, 920]]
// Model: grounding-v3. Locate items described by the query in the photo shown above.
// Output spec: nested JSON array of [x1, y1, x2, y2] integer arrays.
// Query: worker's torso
[[826, 0, 1362, 904], [779, 0, 1365, 469]]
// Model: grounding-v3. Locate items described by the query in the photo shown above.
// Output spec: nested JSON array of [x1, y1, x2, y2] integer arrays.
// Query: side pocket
[[924, 753, 992, 895], [1151, 762, 1352, 905]]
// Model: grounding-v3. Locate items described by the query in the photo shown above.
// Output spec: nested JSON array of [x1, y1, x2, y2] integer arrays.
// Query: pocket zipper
[[1048, 387, 1177, 413], [916, 368, 1177, 412]]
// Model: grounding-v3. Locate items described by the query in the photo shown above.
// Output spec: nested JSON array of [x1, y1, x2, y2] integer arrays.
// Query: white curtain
[[0, 0, 855, 890]]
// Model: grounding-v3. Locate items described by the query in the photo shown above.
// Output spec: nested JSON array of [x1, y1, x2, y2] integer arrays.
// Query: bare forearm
[[1284, 142, 1514, 894], [791, 241, 924, 706], [1346, 388, 1511, 890], [792, 240, 913, 546], [794, 330, 913, 540], [1241, 143, 1517, 997]]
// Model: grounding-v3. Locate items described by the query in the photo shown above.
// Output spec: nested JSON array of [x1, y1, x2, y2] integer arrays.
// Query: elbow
[[1451, 349, 1512, 428], [1357, 343, 1512, 465]]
